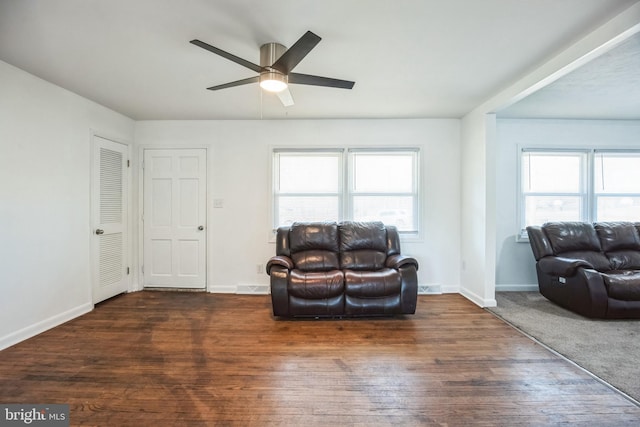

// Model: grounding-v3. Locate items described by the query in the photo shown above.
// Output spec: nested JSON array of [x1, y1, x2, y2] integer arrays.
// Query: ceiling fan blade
[[206, 76, 259, 91], [190, 39, 262, 73], [276, 88, 294, 107], [288, 73, 355, 89], [271, 31, 321, 74]]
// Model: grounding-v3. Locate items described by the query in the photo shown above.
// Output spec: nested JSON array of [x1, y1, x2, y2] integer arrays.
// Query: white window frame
[[592, 149, 640, 222], [517, 148, 640, 241], [272, 147, 421, 235], [272, 149, 344, 227], [347, 148, 420, 234]]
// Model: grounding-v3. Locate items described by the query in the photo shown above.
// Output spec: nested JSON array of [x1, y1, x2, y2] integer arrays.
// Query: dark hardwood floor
[[0, 292, 638, 426]]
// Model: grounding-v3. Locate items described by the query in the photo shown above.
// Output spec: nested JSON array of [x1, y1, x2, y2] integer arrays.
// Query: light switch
[[213, 198, 224, 208]]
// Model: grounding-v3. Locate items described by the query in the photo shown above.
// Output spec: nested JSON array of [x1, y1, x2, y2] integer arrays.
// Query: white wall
[[0, 60, 134, 349], [134, 119, 462, 294], [459, 112, 497, 307], [495, 118, 640, 289], [459, 5, 640, 306]]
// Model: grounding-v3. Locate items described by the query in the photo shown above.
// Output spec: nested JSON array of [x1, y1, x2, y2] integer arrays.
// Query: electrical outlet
[[256, 264, 263, 274]]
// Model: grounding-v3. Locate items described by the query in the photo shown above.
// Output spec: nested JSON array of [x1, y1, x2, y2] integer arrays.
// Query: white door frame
[[137, 145, 212, 292], [90, 131, 133, 303]]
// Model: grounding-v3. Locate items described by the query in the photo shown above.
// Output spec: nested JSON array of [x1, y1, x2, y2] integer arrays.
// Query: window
[[273, 148, 419, 233], [349, 150, 418, 232], [594, 152, 640, 221], [273, 150, 342, 225], [519, 149, 640, 239], [521, 151, 587, 228]]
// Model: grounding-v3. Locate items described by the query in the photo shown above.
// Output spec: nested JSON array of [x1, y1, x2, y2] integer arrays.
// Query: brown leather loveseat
[[266, 221, 419, 318], [527, 221, 640, 319]]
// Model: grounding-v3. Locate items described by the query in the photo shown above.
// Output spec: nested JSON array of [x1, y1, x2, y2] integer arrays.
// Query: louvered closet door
[[92, 136, 129, 303]]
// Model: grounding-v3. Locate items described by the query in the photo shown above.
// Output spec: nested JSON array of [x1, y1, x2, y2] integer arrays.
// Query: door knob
[[95, 229, 104, 235], [198, 225, 204, 231]]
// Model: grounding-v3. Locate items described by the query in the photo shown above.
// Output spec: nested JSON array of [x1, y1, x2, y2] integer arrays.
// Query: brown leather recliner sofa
[[527, 221, 640, 319], [266, 221, 419, 318]]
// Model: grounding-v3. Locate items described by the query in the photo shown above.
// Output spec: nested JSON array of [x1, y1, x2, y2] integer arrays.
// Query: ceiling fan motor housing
[[260, 42, 286, 67], [260, 42, 287, 88], [260, 43, 288, 92]]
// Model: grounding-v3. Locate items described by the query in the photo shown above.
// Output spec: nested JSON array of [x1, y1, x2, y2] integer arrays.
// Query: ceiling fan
[[190, 31, 355, 106]]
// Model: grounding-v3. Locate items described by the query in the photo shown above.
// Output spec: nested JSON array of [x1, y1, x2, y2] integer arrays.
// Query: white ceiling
[[0, 0, 638, 120], [498, 31, 640, 120]]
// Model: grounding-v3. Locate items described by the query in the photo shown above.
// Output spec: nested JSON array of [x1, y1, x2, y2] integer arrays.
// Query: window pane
[[595, 154, 640, 193], [596, 196, 640, 221], [353, 153, 414, 193], [278, 196, 339, 225], [524, 196, 582, 226], [279, 154, 339, 193], [522, 153, 582, 192], [352, 196, 415, 231]]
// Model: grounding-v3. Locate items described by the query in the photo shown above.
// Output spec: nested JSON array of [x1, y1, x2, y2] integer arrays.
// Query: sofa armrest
[[537, 256, 594, 276], [268, 266, 290, 317], [386, 254, 419, 271], [266, 256, 294, 275]]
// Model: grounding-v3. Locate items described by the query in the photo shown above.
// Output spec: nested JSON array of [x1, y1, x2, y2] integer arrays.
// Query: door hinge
[[127, 267, 130, 275], [127, 159, 130, 167], [141, 161, 145, 169], [142, 266, 144, 274]]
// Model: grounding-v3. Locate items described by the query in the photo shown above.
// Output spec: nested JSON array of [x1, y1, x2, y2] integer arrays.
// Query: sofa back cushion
[[289, 222, 340, 271], [595, 222, 640, 270], [595, 222, 640, 251], [526, 226, 554, 261], [339, 221, 387, 270], [542, 222, 610, 271]]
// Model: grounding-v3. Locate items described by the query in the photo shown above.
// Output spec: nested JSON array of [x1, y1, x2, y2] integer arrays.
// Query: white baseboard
[[236, 284, 270, 295], [208, 284, 270, 294], [208, 285, 237, 294], [459, 286, 497, 308], [418, 284, 441, 295], [495, 284, 539, 292], [0, 302, 93, 351]]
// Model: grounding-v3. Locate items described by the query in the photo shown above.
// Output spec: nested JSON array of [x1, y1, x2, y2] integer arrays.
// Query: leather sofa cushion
[[339, 221, 387, 270], [291, 250, 340, 272], [345, 294, 401, 316], [555, 250, 611, 272], [602, 270, 640, 301], [289, 295, 344, 316], [344, 269, 401, 297], [542, 222, 610, 271], [341, 250, 386, 271], [595, 222, 640, 270], [288, 270, 344, 299], [339, 221, 386, 252], [289, 222, 340, 271], [595, 222, 640, 252], [290, 222, 339, 253], [544, 221, 602, 254], [605, 251, 640, 270]]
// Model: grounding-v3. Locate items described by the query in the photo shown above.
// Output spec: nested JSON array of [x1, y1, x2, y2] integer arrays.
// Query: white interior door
[[143, 149, 207, 288], [92, 136, 129, 303]]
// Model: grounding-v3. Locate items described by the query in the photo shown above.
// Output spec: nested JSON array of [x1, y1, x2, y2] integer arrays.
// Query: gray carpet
[[487, 292, 640, 403]]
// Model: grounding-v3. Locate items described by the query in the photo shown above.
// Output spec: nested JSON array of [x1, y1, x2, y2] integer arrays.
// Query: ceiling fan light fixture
[[259, 70, 288, 92], [191, 32, 355, 106]]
